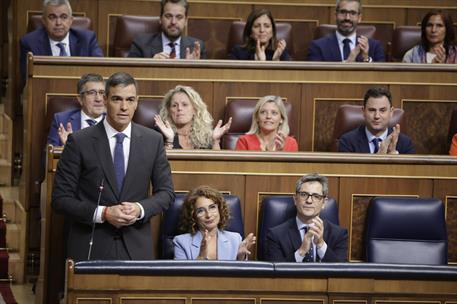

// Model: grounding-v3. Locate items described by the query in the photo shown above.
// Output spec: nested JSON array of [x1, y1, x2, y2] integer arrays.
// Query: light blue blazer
[[173, 229, 242, 260]]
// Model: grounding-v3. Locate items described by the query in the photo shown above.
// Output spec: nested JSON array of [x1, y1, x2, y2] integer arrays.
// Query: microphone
[[87, 178, 104, 260]]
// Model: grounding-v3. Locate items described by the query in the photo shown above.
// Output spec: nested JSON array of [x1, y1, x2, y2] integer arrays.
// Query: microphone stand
[[87, 179, 104, 260]]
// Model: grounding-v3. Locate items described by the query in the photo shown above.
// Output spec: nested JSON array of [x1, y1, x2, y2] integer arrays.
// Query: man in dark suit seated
[[19, 0, 103, 84], [338, 87, 415, 154], [265, 173, 348, 262], [47, 73, 106, 146], [307, 0, 384, 62], [128, 0, 206, 59], [52, 72, 175, 261]]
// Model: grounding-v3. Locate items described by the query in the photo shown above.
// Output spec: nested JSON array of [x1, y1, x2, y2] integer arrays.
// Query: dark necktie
[[342, 38, 351, 60], [302, 227, 314, 262], [372, 137, 382, 153], [168, 42, 176, 59], [114, 133, 126, 192], [86, 119, 96, 127], [56, 42, 68, 56]]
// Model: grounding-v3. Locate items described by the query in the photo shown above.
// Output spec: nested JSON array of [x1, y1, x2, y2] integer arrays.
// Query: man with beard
[[307, 0, 384, 62], [338, 87, 415, 154], [128, 0, 206, 59]]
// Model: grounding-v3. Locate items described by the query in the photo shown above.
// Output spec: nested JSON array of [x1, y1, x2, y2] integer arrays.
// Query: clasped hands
[[197, 229, 256, 260], [254, 39, 287, 61], [298, 217, 325, 257], [152, 41, 201, 59], [377, 124, 400, 154], [104, 202, 141, 229], [346, 35, 370, 62]]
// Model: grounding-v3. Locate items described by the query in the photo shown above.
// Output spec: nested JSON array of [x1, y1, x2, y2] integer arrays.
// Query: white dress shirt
[[294, 217, 327, 262], [335, 31, 356, 61], [49, 33, 71, 56], [161, 32, 182, 58], [365, 127, 388, 153]]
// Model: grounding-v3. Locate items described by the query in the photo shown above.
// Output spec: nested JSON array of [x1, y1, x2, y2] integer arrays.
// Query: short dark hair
[[295, 173, 329, 197], [160, 0, 189, 16], [420, 10, 456, 52], [363, 87, 392, 107], [77, 73, 104, 95], [105, 72, 138, 96], [178, 185, 230, 234], [243, 8, 278, 52], [336, 0, 362, 13]]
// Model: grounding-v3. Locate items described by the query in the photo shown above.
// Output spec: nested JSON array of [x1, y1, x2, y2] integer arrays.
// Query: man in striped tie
[[265, 173, 348, 262], [47, 73, 106, 146]]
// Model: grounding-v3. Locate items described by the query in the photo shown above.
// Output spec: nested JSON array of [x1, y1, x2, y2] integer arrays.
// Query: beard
[[337, 19, 356, 36]]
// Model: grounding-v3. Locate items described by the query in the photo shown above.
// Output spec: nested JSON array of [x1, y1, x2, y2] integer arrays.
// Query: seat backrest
[[221, 99, 293, 150], [113, 15, 161, 57], [314, 24, 376, 39], [391, 26, 421, 62], [365, 197, 447, 265], [226, 21, 293, 58], [160, 193, 244, 259], [257, 195, 339, 260], [331, 104, 405, 152], [132, 97, 162, 129], [27, 15, 92, 33]]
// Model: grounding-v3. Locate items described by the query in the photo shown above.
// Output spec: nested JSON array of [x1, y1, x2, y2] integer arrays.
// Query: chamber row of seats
[[160, 193, 448, 265], [45, 94, 457, 151], [27, 14, 441, 61]]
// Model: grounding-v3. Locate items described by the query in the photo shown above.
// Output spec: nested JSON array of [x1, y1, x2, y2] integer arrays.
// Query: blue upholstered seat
[[365, 197, 448, 265], [257, 195, 339, 260], [160, 193, 244, 259]]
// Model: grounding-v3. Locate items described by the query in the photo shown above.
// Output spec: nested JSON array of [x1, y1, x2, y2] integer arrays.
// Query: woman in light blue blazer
[[173, 186, 255, 260]]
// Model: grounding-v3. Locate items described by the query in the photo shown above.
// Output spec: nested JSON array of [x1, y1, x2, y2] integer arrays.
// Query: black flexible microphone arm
[[87, 178, 104, 260]]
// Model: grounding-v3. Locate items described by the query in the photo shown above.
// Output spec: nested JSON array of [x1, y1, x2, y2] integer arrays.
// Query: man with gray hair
[[307, 0, 384, 62], [20, 0, 103, 84], [265, 173, 348, 262], [47, 73, 106, 146]]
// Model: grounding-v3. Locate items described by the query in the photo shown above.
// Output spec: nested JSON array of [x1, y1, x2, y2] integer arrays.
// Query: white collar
[[365, 127, 388, 142], [103, 118, 132, 139], [335, 30, 357, 45], [49, 32, 70, 46]]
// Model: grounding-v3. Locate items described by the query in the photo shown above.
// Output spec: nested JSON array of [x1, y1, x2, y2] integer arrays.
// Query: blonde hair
[[247, 95, 290, 136], [160, 85, 214, 149]]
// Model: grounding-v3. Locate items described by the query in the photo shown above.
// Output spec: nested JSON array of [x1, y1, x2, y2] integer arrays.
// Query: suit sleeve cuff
[[317, 242, 328, 260], [294, 249, 305, 262]]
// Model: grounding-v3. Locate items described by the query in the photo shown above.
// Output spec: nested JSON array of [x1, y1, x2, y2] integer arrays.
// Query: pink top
[[235, 134, 298, 151]]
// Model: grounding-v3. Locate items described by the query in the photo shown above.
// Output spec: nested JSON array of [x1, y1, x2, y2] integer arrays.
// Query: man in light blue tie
[[52, 72, 174, 261], [19, 0, 103, 86], [47, 73, 106, 146], [265, 173, 348, 262], [338, 87, 416, 154]]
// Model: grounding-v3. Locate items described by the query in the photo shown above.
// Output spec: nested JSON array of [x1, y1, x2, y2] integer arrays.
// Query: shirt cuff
[[294, 249, 305, 262], [136, 202, 145, 220], [317, 242, 327, 260], [94, 206, 105, 223]]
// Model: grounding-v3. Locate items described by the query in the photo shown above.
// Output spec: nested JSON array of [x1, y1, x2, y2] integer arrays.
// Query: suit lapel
[[69, 29, 80, 56], [69, 110, 81, 131], [120, 123, 142, 199], [330, 33, 343, 61], [191, 231, 203, 259], [358, 126, 371, 153], [150, 33, 164, 58], [39, 28, 53, 55], [92, 123, 119, 199], [217, 230, 230, 260], [287, 219, 302, 253]]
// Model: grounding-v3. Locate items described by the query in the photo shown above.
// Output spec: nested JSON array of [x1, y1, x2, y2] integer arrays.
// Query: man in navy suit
[[47, 73, 106, 146], [52, 72, 174, 261], [128, 0, 206, 59], [20, 0, 103, 84], [338, 87, 415, 154], [307, 0, 384, 62], [265, 174, 348, 262]]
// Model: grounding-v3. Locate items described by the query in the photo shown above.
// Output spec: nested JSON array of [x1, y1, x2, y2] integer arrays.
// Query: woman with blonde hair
[[235, 95, 298, 151], [154, 85, 231, 149]]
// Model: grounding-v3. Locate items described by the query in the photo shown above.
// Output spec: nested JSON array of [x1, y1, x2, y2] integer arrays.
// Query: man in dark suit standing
[[19, 0, 103, 84], [47, 73, 106, 146], [265, 174, 348, 262], [307, 0, 384, 62], [338, 87, 415, 154], [128, 0, 206, 59], [52, 72, 175, 261]]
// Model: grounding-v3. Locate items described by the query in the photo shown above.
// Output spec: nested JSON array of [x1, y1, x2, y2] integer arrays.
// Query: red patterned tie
[[169, 42, 176, 59]]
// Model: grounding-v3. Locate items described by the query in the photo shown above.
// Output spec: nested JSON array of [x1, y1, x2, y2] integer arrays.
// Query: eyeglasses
[[195, 203, 219, 218], [336, 9, 360, 17], [82, 90, 105, 97], [296, 191, 325, 202]]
